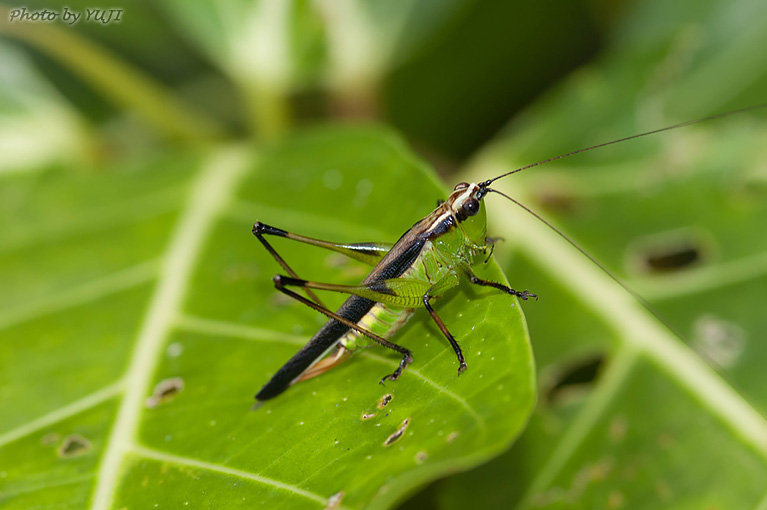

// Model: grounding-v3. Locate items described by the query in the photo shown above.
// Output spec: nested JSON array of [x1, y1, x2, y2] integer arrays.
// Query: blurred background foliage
[[1, 0, 609, 162], [2, 0, 767, 508]]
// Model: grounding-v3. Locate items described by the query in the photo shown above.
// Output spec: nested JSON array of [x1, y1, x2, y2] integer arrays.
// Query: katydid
[[252, 106, 765, 402], [252, 179, 531, 402]]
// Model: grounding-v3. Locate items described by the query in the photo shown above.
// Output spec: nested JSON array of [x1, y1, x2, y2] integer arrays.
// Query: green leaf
[[432, 0, 767, 506], [0, 6, 219, 144], [156, 0, 468, 137], [0, 126, 535, 509], [159, 0, 464, 90]]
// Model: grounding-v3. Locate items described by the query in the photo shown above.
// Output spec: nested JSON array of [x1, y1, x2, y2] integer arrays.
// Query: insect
[[252, 106, 764, 402], [251, 177, 534, 402]]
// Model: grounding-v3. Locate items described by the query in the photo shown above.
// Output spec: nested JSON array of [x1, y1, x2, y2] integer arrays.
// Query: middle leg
[[422, 293, 467, 374]]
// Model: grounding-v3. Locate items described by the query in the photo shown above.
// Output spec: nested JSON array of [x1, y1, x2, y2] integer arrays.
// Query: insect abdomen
[[255, 295, 376, 401], [340, 302, 415, 351]]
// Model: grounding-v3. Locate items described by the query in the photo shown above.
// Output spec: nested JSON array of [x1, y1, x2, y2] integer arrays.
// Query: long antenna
[[483, 104, 767, 185], [485, 105, 767, 383], [486, 188, 656, 308]]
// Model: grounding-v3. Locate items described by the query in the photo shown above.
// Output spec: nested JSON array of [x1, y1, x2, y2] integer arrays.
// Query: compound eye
[[462, 197, 480, 216]]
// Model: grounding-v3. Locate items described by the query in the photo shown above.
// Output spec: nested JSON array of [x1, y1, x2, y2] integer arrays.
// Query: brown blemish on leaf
[[609, 416, 627, 443], [588, 458, 613, 480], [145, 377, 184, 408], [324, 490, 344, 510], [657, 433, 675, 449], [446, 431, 459, 444], [383, 418, 410, 446], [377, 394, 393, 409], [530, 487, 566, 507], [536, 188, 579, 213], [57, 434, 92, 457], [654, 480, 672, 501], [415, 451, 428, 464], [548, 457, 613, 503], [607, 490, 624, 509], [361, 413, 376, 420]]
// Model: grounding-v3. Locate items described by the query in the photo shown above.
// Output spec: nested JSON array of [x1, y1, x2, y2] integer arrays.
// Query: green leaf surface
[[431, 0, 767, 506], [0, 126, 535, 509]]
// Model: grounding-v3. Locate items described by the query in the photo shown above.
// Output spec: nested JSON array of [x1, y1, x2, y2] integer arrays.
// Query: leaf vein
[[174, 314, 489, 433], [130, 445, 345, 508], [90, 146, 250, 510], [0, 260, 158, 331], [0, 381, 123, 447], [483, 176, 767, 457]]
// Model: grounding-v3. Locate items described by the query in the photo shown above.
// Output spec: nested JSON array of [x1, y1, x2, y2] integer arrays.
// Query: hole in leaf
[[628, 229, 712, 274], [57, 434, 91, 458], [146, 377, 184, 408], [383, 418, 410, 447], [644, 246, 700, 271], [377, 394, 393, 409], [545, 353, 605, 404]]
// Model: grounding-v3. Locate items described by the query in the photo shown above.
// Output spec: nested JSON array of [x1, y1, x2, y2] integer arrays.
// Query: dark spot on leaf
[[146, 377, 184, 408], [536, 188, 578, 213], [57, 434, 91, 457], [384, 418, 410, 446], [378, 394, 393, 409], [629, 230, 710, 274], [545, 354, 605, 404], [361, 413, 376, 420], [644, 246, 700, 271]]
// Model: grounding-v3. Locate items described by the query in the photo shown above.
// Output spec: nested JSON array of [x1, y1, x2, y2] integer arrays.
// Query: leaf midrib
[[90, 146, 250, 510], [460, 158, 767, 509], [466, 159, 767, 455]]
